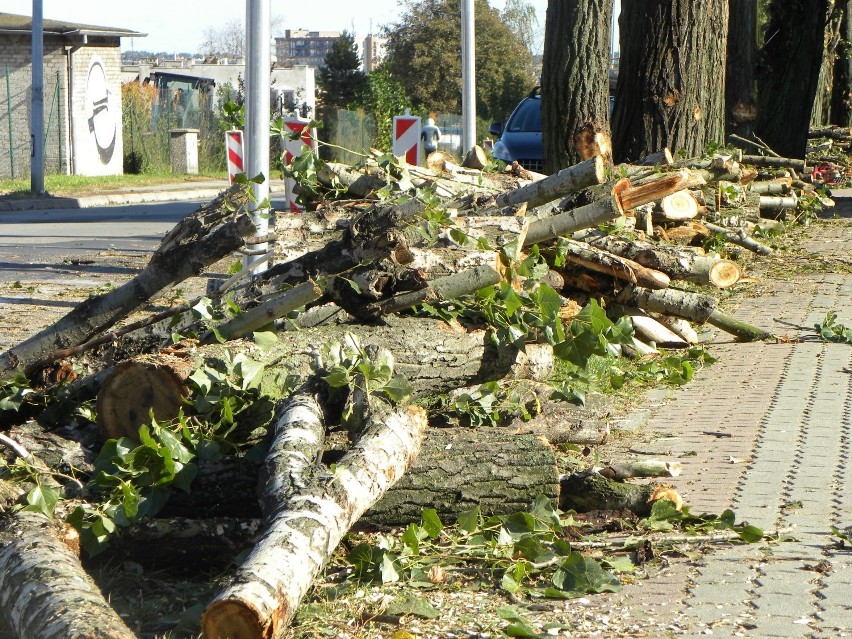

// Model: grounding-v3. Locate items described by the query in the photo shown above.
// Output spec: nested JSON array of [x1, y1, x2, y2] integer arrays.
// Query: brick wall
[[0, 34, 124, 179]]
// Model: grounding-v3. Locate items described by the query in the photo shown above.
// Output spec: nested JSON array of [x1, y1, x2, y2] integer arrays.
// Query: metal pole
[[244, 0, 271, 273], [5, 67, 14, 179], [31, 0, 45, 194], [461, 0, 476, 156]]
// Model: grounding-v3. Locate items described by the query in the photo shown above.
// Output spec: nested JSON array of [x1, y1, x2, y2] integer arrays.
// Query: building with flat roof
[[0, 12, 144, 177], [362, 35, 386, 72], [275, 30, 340, 69]]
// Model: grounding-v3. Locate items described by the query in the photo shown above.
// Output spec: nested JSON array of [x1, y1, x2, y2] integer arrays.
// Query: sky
[[3, 0, 553, 54]]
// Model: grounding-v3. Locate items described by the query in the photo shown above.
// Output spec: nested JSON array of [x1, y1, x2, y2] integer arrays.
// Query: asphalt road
[[0, 199, 287, 286]]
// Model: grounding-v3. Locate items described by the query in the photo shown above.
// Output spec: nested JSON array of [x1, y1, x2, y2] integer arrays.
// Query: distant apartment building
[[275, 30, 340, 68], [362, 35, 386, 72]]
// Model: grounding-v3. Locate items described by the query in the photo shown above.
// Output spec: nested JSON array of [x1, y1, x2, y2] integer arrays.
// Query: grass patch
[[0, 171, 228, 199]]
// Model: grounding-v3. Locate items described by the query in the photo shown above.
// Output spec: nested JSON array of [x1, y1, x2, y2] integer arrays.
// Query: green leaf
[[253, 331, 279, 350], [551, 553, 621, 595], [505, 623, 541, 638], [323, 366, 351, 388], [420, 508, 443, 539], [401, 523, 422, 555], [737, 524, 764, 543], [498, 607, 540, 637], [234, 355, 265, 390], [533, 284, 564, 323], [380, 552, 401, 583], [381, 374, 413, 404], [386, 592, 440, 619], [456, 506, 481, 534], [24, 484, 60, 518]]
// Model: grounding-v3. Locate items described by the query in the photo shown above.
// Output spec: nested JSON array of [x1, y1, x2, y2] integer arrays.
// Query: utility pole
[[31, 0, 45, 195], [461, 0, 476, 156], [244, 0, 271, 273]]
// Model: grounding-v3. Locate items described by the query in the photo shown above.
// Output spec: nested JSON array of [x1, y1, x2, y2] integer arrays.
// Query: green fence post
[[44, 74, 60, 168], [5, 66, 14, 178]]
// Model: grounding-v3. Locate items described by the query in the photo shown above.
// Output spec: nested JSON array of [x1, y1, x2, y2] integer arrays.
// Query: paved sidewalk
[[593, 196, 852, 637], [0, 179, 288, 212]]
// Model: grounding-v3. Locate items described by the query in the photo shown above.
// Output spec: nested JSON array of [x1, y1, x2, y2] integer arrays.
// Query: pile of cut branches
[[1, 137, 835, 637]]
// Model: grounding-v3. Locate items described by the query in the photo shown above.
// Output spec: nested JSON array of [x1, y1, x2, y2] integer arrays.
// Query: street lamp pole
[[461, 0, 476, 156], [31, 0, 45, 195], [244, 0, 271, 273]]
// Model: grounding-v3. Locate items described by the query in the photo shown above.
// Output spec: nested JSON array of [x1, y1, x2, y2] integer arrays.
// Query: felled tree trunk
[[0, 509, 137, 639], [364, 428, 558, 526], [161, 426, 575, 525], [95, 316, 531, 440], [201, 401, 428, 639]]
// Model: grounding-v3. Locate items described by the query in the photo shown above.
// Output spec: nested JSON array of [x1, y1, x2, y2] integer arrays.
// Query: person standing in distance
[[421, 117, 441, 156]]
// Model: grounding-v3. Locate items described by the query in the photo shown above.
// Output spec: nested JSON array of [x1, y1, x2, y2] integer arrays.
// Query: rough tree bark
[[541, 0, 614, 171], [612, 0, 729, 163], [831, 0, 852, 126], [811, 0, 844, 128], [0, 510, 137, 639], [755, 0, 832, 158], [726, 0, 758, 138]]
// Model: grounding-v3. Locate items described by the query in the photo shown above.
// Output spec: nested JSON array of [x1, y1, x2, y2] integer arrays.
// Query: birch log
[[558, 239, 671, 289], [495, 156, 606, 209], [0, 510, 136, 639], [201, 403, 427, 639], [704, 222, 774, 255], [582, 234, 742, 288]]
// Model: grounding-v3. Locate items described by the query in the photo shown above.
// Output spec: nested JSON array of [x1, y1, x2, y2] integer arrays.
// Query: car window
[[506, 98, 541, 133]]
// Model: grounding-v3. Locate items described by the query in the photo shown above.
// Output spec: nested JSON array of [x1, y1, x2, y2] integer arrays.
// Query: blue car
[[489, 87, 543, 173]]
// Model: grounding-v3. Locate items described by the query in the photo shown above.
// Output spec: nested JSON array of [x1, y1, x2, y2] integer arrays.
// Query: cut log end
[[707, 260, 742, 289], [96, 358, 190, 440], [658, 190, 699, 220], [202, 600, 272, 639]]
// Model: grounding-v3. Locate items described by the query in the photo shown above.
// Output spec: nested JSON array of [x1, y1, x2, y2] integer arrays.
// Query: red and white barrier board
[[225, 130, 244, 185], [392, 115, 421, 166], [281, 117, 317, 211]]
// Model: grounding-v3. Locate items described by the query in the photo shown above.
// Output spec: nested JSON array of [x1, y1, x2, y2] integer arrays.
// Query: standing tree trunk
[[811, 1, 844, 127], [726, 0, 758, 138], [541, 0, 614, 171], [831, 0, 852, 126], [612, 0, 729, 163], [755, 0, 831, 158]]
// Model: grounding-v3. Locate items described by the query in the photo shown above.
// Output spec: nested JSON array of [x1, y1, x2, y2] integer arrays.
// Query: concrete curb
[[0, 181, 289, 212]]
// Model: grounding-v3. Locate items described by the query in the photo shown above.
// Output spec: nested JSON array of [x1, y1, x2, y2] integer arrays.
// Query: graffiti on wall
[[85, 56, 116, 164]]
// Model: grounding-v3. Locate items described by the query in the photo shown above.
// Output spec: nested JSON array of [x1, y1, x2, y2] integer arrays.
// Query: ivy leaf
[[456, 506, 481, 534], [381, 374, 413, 404], [23, 484, 60, 518], [323, 366, 351, 388], [737, 524, 764, 543], [386, 592, 440, 619], [420, 509, 443, 539], [551, 553, 621, 595], [252, 331, 278, 350]]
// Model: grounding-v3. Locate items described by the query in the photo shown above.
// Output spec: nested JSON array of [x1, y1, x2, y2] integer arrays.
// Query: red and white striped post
[[392, 114, 421, 166], [281, 117, 317, 211], [225, 130, 244, 185]]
